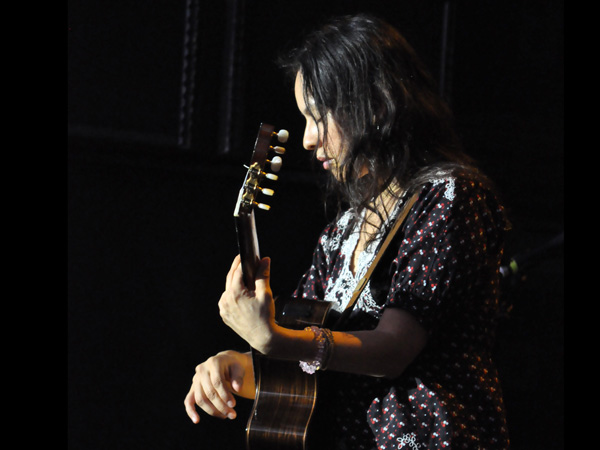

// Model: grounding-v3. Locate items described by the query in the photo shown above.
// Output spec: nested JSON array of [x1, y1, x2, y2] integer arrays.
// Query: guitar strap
[[332, 191, 420, 330]]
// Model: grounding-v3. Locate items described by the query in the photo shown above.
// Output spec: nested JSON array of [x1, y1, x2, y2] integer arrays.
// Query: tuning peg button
[[261, 188, 275, 196], [256, 203, 271, 211], [276, 129, 289, 143], [265, 173, 278, 181], [269, 156, 283, 172], [272, 146, 286, 155]]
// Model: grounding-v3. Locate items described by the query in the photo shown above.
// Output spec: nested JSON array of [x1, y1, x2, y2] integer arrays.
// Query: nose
[[303, 120, 319, 151]]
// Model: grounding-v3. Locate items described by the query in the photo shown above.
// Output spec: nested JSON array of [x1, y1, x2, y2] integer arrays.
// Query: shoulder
[[401, 170, 509, 241], [415, 169, 505, 215]]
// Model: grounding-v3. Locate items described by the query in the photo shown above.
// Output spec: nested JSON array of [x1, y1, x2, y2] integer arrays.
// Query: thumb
[[229, 362, 246, 393], [254, 257, 271, 290]]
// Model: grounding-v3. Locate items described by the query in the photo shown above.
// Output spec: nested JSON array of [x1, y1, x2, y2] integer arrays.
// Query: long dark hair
[[279, 14, 482, 221]]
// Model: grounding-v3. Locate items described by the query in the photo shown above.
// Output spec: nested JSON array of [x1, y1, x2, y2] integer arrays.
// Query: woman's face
[[294, 72, 344, 178]]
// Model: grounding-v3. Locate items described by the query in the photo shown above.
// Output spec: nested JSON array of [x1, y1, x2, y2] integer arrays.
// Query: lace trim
[[323, 201, 404, 319], [431, 175, 455, 201], [320, 213, 351, 266]]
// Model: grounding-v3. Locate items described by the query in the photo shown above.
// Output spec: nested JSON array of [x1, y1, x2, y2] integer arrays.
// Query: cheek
[[325, 125, 344, 158]]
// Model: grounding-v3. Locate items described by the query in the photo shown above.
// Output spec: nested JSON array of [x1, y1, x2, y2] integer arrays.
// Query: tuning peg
[[256, 202, 271, 211], [275, 129, 289, 143], [260, 188, 275, 196], [265, 173, 279, 181], [269, 155, 283, 172], [271, 145, 286, 155]]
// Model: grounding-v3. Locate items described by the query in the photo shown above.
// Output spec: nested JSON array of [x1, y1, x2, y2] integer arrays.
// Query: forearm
[[265, 308, 427, 379], [267, 327, 399, 377], [326, 329, 420, 377]]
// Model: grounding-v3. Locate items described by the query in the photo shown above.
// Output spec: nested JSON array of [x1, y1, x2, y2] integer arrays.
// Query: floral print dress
[[292, 175, 511, 449]]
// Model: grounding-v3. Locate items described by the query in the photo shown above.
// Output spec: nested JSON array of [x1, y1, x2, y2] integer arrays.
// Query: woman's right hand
[[184, 350, 255, 424]]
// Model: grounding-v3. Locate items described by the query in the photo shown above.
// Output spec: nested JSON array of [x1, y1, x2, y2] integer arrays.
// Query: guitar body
[[247, 299, 333, 450]]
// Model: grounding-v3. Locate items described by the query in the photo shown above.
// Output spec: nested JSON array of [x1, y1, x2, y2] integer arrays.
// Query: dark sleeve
[[385, 178, 508, 330]]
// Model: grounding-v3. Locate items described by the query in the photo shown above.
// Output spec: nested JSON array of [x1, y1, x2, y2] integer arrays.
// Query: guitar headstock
[[234, 123, 289, 288], [234, 123, 289, 218]]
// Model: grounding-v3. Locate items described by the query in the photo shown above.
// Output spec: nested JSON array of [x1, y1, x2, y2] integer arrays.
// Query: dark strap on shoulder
[[332, 192, 419, 330]]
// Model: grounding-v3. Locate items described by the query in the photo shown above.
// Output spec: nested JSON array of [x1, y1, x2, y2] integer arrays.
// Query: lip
[[316, 153, 334, 169], [317, 155, 334, 170]]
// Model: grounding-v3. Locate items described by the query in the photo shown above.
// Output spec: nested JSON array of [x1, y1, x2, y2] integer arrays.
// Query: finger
[[211, 370, 238, 413], [254, 257, 271, 292], [225, 255, 242, 291], [190, 368, 227, 420], [255, 257, 270, 280], [184, 389, 201, 424], [229, 256, 253, 298], [198, 368, 237, 420], [193, 381, 227, 420]]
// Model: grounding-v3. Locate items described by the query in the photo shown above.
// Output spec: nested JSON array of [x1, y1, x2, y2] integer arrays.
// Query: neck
[[372, 182, 404, 220]]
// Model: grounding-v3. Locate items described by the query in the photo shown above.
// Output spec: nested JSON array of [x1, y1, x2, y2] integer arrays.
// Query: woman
[[185, 14, 511, 449]]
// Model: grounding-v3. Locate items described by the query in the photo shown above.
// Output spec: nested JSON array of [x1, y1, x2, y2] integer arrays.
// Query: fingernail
[[227, 411, 236, 420], [227, 400, 235, 408]]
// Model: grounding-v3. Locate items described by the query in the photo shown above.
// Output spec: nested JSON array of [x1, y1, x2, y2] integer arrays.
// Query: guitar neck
[[235, 210, 260, 290]]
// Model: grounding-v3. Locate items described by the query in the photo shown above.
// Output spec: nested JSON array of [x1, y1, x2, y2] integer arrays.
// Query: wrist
[[255, 321, 282, 356], [299, 326, 335, 374]]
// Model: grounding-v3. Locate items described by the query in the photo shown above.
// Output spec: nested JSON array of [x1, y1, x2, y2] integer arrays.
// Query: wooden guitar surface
[[247, 299, 332, 450]]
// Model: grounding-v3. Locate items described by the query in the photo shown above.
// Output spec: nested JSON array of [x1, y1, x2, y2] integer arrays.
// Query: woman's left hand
[[218, 255, 277, 354]]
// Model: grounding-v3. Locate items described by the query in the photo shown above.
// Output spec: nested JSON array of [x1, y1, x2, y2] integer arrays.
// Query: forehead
[[294, 72, 306, 105], [294, 72, 315, 113]]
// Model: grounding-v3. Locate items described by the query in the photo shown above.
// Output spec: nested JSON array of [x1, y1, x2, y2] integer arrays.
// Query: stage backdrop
[[68, 1, 563, 449]]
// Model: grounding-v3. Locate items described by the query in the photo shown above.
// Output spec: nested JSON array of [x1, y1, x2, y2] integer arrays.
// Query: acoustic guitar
[[233, 123, 333, 450]]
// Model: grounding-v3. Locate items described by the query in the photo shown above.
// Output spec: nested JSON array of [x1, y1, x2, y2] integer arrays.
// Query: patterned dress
[[292, 175, 511, 449]]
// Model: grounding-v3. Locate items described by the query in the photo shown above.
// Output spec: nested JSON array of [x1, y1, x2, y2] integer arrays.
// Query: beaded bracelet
[[299, 326, 334, 374]]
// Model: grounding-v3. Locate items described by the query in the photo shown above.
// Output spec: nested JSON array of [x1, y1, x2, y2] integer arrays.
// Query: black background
[[68, 1, 564, 448]]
